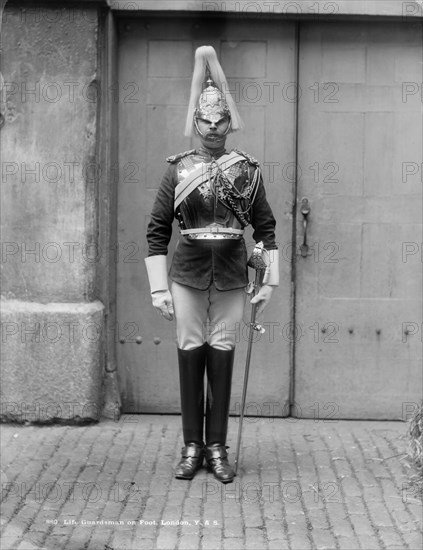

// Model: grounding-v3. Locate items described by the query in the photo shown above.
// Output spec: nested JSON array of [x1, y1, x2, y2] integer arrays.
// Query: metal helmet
[[184, 46, 243, 137], [193, 77, 232, 137]]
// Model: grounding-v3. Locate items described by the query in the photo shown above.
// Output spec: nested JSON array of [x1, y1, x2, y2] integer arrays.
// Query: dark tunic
[[146, 148, 277, 291]]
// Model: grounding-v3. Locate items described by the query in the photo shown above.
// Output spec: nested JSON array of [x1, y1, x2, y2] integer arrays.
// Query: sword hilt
[[247, 241, 267, 272]]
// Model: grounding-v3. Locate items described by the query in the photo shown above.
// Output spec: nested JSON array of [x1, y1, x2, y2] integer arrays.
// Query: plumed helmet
[[184, 45, 244, 137], [196, 77, 230, 124]]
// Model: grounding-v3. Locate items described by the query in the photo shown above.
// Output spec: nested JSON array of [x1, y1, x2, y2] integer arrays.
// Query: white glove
[[145, 255, 174, 321], [250, 284, 275, 318], [262, 248, 279, 286], [145, 255, 169, 293], [152, 290, 174, 321]]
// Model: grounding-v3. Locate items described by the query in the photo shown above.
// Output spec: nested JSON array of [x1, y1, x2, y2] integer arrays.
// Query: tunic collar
[[197, 146, 227, 160]]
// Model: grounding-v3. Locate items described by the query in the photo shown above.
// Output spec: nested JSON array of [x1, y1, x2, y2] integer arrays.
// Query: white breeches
[[171, 281, 246, 351]]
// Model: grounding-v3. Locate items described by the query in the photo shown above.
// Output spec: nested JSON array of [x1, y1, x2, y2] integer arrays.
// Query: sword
[[234, 242, 267, 475]]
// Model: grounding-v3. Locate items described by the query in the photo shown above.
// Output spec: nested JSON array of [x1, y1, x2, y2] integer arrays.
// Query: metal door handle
[[300, 197, 311, 258]]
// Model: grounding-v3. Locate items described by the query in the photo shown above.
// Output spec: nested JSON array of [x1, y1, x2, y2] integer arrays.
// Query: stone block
[[0, 299, 105, 423]]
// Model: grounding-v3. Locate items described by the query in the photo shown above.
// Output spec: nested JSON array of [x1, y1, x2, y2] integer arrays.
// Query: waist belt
[[181, 227, 244, 240]]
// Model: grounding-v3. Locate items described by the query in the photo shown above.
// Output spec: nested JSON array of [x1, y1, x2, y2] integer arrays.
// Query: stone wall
[[0, 2, 107, 422], [109, 0, 423, 18]]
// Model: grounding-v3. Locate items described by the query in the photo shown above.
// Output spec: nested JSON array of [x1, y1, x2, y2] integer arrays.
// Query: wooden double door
[[116, 17, 422, 419]]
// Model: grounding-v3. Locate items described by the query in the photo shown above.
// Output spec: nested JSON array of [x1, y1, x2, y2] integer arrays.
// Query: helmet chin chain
[[194, 116, 232, 140]]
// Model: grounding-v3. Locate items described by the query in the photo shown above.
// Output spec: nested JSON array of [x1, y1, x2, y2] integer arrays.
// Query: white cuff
[[262, 248, 279, 286], [144, 255, 169, 293]]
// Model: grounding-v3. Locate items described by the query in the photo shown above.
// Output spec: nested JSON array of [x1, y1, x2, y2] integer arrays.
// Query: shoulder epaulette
[[166, 149, 196, 164], [232, 148, 260, 166]]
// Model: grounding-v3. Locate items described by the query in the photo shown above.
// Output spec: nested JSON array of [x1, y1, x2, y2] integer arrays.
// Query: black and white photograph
[[1, 1, 422, 549]]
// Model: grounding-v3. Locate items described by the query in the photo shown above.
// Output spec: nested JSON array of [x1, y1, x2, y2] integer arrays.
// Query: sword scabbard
[[234, 267, 265, 475]]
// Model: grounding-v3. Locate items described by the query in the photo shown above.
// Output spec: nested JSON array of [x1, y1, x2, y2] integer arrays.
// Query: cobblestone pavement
[[1, 415, 422, 550]]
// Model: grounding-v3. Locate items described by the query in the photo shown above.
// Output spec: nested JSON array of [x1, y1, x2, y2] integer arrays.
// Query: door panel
[[294, 22, 422, 419], [117, 18, 297, 413], [116, 17, 421, 419]]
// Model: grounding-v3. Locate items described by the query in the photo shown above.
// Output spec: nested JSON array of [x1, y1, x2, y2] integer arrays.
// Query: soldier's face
[[195, 115, 230, 149]]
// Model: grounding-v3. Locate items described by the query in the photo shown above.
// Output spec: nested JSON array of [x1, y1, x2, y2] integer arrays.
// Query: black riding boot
[[174, 344, 207, 480], [205, 345, 235, 483]]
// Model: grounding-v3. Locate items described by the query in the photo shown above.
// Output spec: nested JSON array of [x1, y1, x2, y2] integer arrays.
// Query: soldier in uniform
[[145, 46, 279, 483]]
